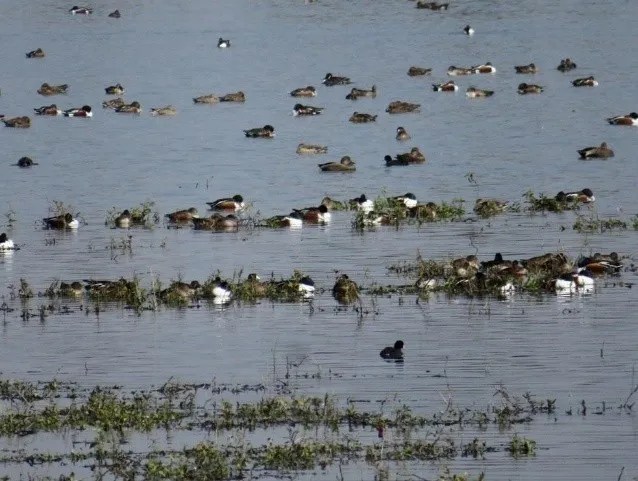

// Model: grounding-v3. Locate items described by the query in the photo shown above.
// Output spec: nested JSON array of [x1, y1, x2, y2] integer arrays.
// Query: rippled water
[[1, 0, 638, 478]]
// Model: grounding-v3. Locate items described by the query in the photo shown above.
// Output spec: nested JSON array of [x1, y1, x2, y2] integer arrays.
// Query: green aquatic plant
[[573, 214, 627, 233], [523, 190, 580, 213]]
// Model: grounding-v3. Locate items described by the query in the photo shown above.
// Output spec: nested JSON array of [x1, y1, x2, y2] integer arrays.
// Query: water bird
[[16, 156, 38, 167], [332, 274, 359, 303], [606, 112, 638, 126], [217, 37, 230, 48], [396, 127, 411, 141], [345, 85, 376, 100], [206, 195, 245, 211], [38, 83, 68, 96], [432, 81, 458, 92], [34, 104, 62, 116], [447, 66, 474, 76], [349, 112, 377, 123], [572, 76, 598, 87], [165, 207, 199, 222], [380, 340, 404, 360], [554, 188, 595, 203], [69, 6, 92, 14], [407, 66, 432, 76], [322, 73, 351, 86], [318, 156, 356, 172], [2, 116, 31, 128], [0, 233, 15, 250], [114, 210, 131, 228], [292, 204, 331, 223], [350, 194, 374, 212], [244, 124, 275, 138], [150, 105, 177, 116], [105, 83, 125, 95], [43, 213, 79, 229], [58, 282, 84, 296], [577, 252, 622, 274], [219, 91, 245, 102], [515, 63, 537, 74], [386, 101, 420, 114], [517, 83, 544, 94], [63, 105, 92, 117], [108, 9, 121, 18], [296, 143, 327, 154], [263, 212, 303, 228], [473, 62, 496, 74], [102, 97, 125, 109], [211, 278, 232, 302], [393, 193, 418, 208], [557, 58, 577, 72], [463, 25, 474, 35], [396, 147, 426, 164], [466, 87, 494, 98], [290, 86, 317, 97], [115, 101, 142, 113], [160, 281, 201, 300], [293, 103, 323, 116], [26, 48, 45, 58], [578, 142, 614, 159], [298, 276, 316, 295], [193, 94, 219, 104]]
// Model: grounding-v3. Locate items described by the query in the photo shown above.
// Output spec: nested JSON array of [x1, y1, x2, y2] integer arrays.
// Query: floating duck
[[69, 6, 92, 14], [578, 142, 614, 159], [318, 156, 356, 172], [514, 63, 537, 74], [38, 83, 68, 95], [217, 37, 231, 48], [407, 66, 432, 76], [150, 106, 177, 116], [432, 80, 458, 92], [63, 105, 92, 117], [380, 340, 404, 360], [349, 112, 377, 123], [293, 103, 324, 116], [105, 83, 125, 95], [466, 87, 494, 98], [517, 83, 544, 94], [34, 104, 62, 116], [26, 48, 45, 58], [193, 94, 219, 104], [463, 25, 475, 35], [165, 208, 199, 222], [345, 85, 376, 100], [244, 124, 275, 138], [43, 213, 79, 229], [386, 101, 420, 114], [16, 157, 38, 167], [555, 188, 595, 203], [296, 143, 328, 154], [322, 73, 351, 86], [2, 116, 31, 128], [219, 91, 245, 102], [572, 76, 598, 87], [0, 233, 15, 250], [557, 58, 577, 72], [206, 195, 245, 211], [290, 86, 317, 97], [606, 112, 638, 126], [396, 126, 411, 141], [115, 101, 142, 113]]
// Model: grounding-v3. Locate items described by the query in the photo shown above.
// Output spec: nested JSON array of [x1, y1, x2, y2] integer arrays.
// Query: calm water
[[1, 0, 638, 479]]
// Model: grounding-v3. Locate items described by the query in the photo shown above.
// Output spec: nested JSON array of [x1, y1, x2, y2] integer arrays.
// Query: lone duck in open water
[[518, 83, 544, 94], [69, 6, 92, 14], [606, 112, 638, 126], [515, 63, 537, 74], [572, 76, 598, 87], [380, 340, 404, 360], [16, 157, 38, 167], [105, 83, 125, 95], [322, 73, 351, 86], [26, 48, 45, 58], [207, 195, 245, 211], [578, 142, 614, 159], [217, 37, 230, 48], [396, 126, 411, 141], [290, 86, 317, 97], [244, 125, 275, 138], [349, 112, 377, 123]]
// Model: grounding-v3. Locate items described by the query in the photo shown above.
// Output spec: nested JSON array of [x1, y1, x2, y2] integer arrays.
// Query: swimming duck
[[244, 124, 275, 138], [263, 211, 303, 228], [345, 85, 376, 100], [161, 280, 201, 301], [554, 269, 594, 292], [386, 101, 420, 114], [473, 62, 496, 74], [463, 25, 474, 35], [298, 276, 316, 296], [407, 66, 432, 76], [322, 73, 351, 86], [577, 252, 622, 274], [416, 2, 448, 10], [37, 83, 68, 96], [396, 126, 411, 141], [349, 112, 377, 123], [606, 112, 638, 126], [293, 103, 324, 116], [318, 156, 356, 172], [192, 214, 223, 230], [115, 101, 142, 113], [214, 214, 240, 230], [102, 97, 125, 109], [206, 194, 245, 211], [63, 105, 92, 117], [572, 76, 598, 87], [408, 202, 438, 220], [451, 255, 480, 278], [555, 188, 595, 203], [332, 274, 359, 303], [243, 273, 268, 297], [522, 253, 571, 274], [447, 66, 474, 76], [108, 9, 121, 18], [474, 198, 507, 215], [219, 91, 246, 102], [517, 83, 544, 94], [514, 63, 537, 74], [150, 105, 177, 116], [578, 142, 614, 159], [380, 340, 404, 360], [58, 282, 84, 297], [69, 6, 92, 14], [296, 143, 328, 154], [557, 58, 577, 72], [34, 104, 62, 116], [43, 213, 79, 229], [114, 210, 131, 228], [432, 80, 458, 92], [2, 116, 31, 128], [350, 194, 374, 212], [217, 37, 231, 48], [466, 87, 494, 98], [480, 253, 512, 272], [384, 155, 410, 167], [165, 207, 199, 222], [105, 83, 125, 95], [290, 86, 317, 97], [396, 147, 425, 164], [211, 278, 232, 301], [193, 94, 219, 104], [16, 156, 38, 167], [26, 48, 45, 58], [293, 204, 331, 223], [0, 233, 15, 250], [320, 197, 346, 210], [393, 193, 418, 208]]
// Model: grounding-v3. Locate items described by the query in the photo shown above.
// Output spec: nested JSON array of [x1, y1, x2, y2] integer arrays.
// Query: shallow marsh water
[[1, 0, 638, 479]]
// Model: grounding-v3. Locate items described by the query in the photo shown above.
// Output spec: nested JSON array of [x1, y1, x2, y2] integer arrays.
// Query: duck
[[384, 155, 410, 167], [578, 142, 614, 159], [43, 213, 79, 229], [463, 25, 475, 35], [332, 274, 359, 303], [206, 194, 245, 211], [290, 86, 317, 97], [514, 63, 537, 74], [318, 156, 356, 172], [447, 66, 474, 76], [395, 126, 411, 141], [320, 197, 346, 210], [37, 83, 68, 95], [34, 104, 62, 116], [26, 48, 45, 58], [160, 280, 201, 300], [102, 97, 126, 109], [165, 207, 199, 222], [243, 273, 268, 297], [474, 198, 507, 214], [349, 112, 377, 123], [557, 58, 577, 72], [345, 85, 376, 100], [473, 62, 496, 74], [2, 116, 31, 128], [217, 37, 231, 48], [193, 94, 219, 104], [211, 278, 232, 301], [572, 76, 598, 87], [386, 101, 420, 114], [296, 143, 327, 154], [298, 276, 316, 296], [263, 211, 303, 228], [293, 103, 323, 116], [451, 255, 480, 278], [466, 87, 494, 98], [606, 112, 638, 126], [0, 233, 15, 250], [554, 269, 594, 292], [350, 194, 374, 212], [396, 147, 426, 164], [293, 204, 331, 223], [480, 253, 512, 272], [58, 282, 84, 297], [408, 202, 438, 220], [16, 156, 38, 167], [69, 6, 92, 14], [393, 193, 418, 208], [380, 340, 404, 360], [115, 101, 142, 113], [104, 83, 125, 95], [192, 214, 219, 230], [63, 105, 92, 117], [554, 188, 595, 203], [522, 253, 571, 274], [407, 66, 432, 76], [322, 73, 351, 86], [219, 91, 246, 102], [214, 214, 240, 230], [517, 83, 544, 94], [108, 9, 121, 18], [415, 2, 448, 10], [114, 210, 131, 228], [244, 124, 275, 138], [577, 252, 622, 274], [150, 105, 177, 116], [432, 80, 458, 92]]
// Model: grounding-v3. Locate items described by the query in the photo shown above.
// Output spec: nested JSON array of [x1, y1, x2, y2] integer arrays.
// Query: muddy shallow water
[[1, 0, 638, 479]]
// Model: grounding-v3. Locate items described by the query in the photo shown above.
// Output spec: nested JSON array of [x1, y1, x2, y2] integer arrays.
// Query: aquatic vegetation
[[351, 197, 465, 229], [572, 214, 627, 233], [508, 434, 536, 457], [523, 190, 582, 213]]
